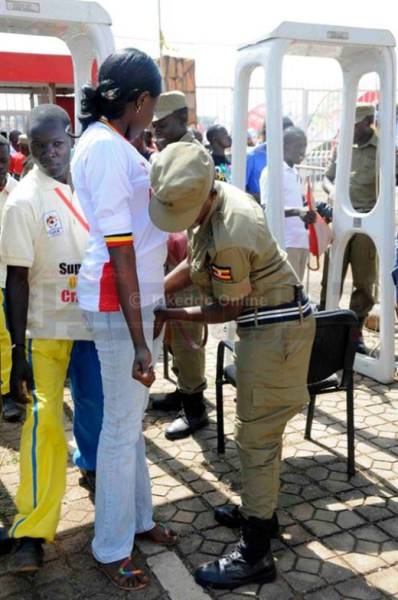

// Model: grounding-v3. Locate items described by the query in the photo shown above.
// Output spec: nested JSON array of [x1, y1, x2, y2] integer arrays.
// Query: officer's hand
[[301, 209, 317, 226], [10, 347, 34, 404], [153, 307, 167, 340], [316, 201, 333, 223], [132, 345, 155, 388]]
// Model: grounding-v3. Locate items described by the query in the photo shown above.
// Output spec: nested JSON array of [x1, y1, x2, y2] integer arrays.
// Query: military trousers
[[169, 320, 207, 395], [320, 234, 376, 322], [235, 314, 315, 520]]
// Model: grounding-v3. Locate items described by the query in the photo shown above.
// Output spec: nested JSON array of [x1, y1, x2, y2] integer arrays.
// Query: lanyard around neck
[[99, 117, 128, 141]]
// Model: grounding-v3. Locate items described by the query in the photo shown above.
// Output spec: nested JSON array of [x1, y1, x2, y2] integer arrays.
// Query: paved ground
[[1, 274, 398, 599]]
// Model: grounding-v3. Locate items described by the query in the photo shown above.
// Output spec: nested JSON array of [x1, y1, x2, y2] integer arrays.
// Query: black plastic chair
[[215, 309, 359, 476]]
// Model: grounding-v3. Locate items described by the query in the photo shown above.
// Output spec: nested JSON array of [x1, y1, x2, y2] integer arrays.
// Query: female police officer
[[150, 141, 315, 590]]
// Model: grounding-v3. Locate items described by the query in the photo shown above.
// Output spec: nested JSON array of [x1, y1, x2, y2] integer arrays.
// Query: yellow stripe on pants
[[10, 339, 73, 542], [0, 288, 11, 396]]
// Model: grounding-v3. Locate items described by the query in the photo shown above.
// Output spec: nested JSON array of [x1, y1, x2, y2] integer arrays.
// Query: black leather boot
[[214, 505, 280, 537], [164, 391, 208, 440], [195, 516, 276, 589], [150, 389, 184, 412], [165, 410, 209, 440]]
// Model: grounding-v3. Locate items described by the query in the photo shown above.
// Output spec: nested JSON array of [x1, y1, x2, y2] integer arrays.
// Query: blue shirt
[[245, 143, 267, 195]]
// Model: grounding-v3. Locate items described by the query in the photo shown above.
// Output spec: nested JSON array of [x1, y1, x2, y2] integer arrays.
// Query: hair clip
[[101, 87, 121, 101]]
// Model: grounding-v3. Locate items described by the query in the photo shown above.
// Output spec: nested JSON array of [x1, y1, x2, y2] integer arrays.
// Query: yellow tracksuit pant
[[10, 339, 73, 542], [0, 289, 11, 396]]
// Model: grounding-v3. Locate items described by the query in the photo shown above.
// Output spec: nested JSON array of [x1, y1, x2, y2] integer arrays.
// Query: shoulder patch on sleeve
[[211, 264, 233, 281]]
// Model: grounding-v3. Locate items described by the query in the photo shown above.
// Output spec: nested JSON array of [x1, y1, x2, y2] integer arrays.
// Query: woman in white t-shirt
[[72, 48, 175, 591]]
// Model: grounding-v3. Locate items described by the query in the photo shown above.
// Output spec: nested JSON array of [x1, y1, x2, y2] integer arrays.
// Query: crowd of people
[[0, 45, 382, 592]]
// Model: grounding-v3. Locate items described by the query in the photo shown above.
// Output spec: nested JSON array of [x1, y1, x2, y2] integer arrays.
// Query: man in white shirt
[[1, 105, 103, 573], [260, 127, 316, 281]]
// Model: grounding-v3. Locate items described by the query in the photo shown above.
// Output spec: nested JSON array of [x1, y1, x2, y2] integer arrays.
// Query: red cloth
[[305, 179, 332, 263], [167, 232, 188, 267], [9, 152, 26, 177]]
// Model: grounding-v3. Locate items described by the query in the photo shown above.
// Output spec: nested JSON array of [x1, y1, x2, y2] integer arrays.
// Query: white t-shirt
[[260, 162, 309, 250], [0, 175, 18, 287], [71, 121, 167, 311], [0, 166, 91, 340]]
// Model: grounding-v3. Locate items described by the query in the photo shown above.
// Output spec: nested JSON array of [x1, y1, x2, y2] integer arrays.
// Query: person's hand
[[10, 347, 34, 404], [132, 345, 155, 388], [395, 303, 398, 321], [301, 209, 317, 226], [316, 201, 333, 223], [153, 307, 167, 340]]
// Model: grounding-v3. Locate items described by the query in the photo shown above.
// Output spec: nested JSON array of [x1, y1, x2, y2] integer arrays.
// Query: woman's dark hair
[[80, 48, 162, 131]]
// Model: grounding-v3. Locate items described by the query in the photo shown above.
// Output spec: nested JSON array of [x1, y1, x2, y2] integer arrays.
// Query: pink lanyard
[[54, 187, 89, 232]]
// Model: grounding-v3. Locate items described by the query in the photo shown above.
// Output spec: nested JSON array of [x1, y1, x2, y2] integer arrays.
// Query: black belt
[[237, 295, 312, 328]]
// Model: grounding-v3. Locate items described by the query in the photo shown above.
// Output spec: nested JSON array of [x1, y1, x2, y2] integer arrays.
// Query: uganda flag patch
[[211, 264, 233, 281], [104, 233, 134, 248]]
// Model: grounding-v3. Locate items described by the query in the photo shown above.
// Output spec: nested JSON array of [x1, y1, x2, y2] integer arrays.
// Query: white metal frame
[[0, 0, 115, 132], [232, 22, 396, 383]]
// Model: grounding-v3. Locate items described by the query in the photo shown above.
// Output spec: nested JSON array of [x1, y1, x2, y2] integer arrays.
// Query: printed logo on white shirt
[[44, 210, 63, 237]]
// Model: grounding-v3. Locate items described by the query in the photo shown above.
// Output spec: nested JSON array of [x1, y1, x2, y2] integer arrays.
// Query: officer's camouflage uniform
[[321, 134, 378, 321], [188, 181, 315, 518]]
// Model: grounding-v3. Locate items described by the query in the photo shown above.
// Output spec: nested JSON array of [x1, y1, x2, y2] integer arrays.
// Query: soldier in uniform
[[149, 142, 315, 589], [320, 104, 378, 353], [150, 91, 208, 440]]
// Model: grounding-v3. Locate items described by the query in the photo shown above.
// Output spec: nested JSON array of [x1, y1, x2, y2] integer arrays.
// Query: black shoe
[[80, 469, 96, 493], [165, 411, 209, 441], [0, 528, 13, 555], [7, 537, 44, 574], [214, 505, 280, 538], [150, 389, 184, 412], [2, 394, 24, 423], [195, 516, 276, 590]]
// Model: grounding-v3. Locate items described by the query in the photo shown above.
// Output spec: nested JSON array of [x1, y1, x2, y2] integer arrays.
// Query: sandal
[[136, 523, 178, 546], [7, 537, 44, 574], [95, 556, 149, 591]]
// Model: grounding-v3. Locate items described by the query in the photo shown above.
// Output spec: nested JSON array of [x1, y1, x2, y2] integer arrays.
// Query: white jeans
[[83, 304, 162, 564]]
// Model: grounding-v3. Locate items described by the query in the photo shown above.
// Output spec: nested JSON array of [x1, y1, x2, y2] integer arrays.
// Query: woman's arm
[[109, 245, 154, 387]]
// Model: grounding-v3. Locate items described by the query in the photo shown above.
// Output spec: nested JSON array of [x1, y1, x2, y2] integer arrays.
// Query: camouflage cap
[[153, 91, 187, 123], [149, 142, 215, 233]]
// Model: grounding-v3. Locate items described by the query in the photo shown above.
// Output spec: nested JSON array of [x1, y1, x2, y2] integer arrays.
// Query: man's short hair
[[282, 116, 294, 129], [27, 104, 71, 137], [206, 124, 225, 145], [283, 126, 306, 144]]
